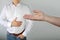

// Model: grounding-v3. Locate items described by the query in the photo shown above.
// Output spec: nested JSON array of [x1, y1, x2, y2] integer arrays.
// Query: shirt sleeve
[[0, 6, 11, 28], [22, 6, 33, 36]]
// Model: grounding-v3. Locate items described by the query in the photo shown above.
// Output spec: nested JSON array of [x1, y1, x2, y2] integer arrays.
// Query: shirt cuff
[[22, 32, 27, 37], [7, 22, 11, 27]]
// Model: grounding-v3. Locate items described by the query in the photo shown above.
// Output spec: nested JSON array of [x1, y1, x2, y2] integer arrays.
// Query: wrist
[[44, 14, 49, 21]]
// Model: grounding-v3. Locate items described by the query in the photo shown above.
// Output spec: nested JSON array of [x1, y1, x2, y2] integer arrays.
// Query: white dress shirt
[[0, 3, 33, 36]]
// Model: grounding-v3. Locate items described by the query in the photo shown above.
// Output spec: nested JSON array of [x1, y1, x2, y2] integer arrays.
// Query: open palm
[[24, 10, 45, 21]]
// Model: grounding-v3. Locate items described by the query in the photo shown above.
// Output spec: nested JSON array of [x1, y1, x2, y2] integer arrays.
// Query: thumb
[[14, 17, 17, 21], [33, 10, 41, 16], [33, 10, 40, 13]]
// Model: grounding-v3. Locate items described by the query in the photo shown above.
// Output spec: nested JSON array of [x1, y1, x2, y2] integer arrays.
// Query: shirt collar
[[11, 2, 22, 7]]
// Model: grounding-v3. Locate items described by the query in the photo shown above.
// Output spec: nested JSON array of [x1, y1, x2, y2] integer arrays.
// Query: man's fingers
[[33, 10, 40, 15], [23, 15, 35, 20], [23, 15, 32, 19], [17, 34, 24, 39], [33, 10, 40, 13], [33, 10, 42, 16], [20, 21, 22, 23], [17, 21, 22, 26], [19, 21, 22, 25]]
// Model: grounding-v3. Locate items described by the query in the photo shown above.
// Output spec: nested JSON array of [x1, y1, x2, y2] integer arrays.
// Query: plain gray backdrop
[[0, 0, 60, 40]]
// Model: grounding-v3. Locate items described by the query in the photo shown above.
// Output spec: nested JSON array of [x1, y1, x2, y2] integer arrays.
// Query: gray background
[[0, 0, 60, 40]]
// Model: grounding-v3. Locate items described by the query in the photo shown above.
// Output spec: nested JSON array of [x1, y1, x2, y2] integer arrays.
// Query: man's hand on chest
[[11, 17, 22, 27]]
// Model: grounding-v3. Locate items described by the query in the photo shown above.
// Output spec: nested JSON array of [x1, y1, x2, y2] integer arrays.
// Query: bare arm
[[24, 10, 60, 27], [45, 15, 60, 27]]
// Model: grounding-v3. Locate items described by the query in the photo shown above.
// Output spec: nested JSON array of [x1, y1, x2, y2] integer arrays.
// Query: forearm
[[0, 6, 12, 27], [44, 15, 60, 27], [0, 18, 11, 27], [22, 20, 33, 36]]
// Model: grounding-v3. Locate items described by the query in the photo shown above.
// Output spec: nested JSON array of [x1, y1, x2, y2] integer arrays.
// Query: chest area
[[6, 7, 25, 21]]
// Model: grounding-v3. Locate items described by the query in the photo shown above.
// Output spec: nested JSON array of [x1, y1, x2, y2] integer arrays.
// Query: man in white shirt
[[0, 0, 33, 40]]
